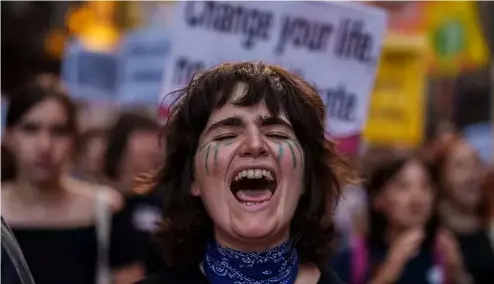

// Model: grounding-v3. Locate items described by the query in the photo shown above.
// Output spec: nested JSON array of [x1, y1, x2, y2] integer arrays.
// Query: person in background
[[1, 81, 143, 284], [74, 128, 108, 183], [102, 111, 164, 275], [103, 111, 162, 195], [332, 148, 472, 284], [429, 135, 494, 284], [125, 175, 167, 275]]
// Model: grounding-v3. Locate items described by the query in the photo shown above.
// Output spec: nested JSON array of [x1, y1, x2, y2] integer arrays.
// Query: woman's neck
[[12, 176, 67, 206], [440, 201, 481, 234], [214, 228, 290, 252]]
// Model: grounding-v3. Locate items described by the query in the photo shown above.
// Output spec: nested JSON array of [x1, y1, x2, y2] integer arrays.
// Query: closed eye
[[214, 134, 237, 142], [267, 133, 289, 139]]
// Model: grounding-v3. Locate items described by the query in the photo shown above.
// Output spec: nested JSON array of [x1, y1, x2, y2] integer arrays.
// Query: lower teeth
[[241, 201, 263, 206]]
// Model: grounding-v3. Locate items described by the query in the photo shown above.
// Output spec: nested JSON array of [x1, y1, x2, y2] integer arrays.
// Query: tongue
[[235, 189, 273, 202]]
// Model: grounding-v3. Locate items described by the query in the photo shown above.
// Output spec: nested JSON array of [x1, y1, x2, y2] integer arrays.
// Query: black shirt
[[455, 230, 494, 284], [124, 192, 165, 274], [332, 240, 440, 284], [11, 210, 139, 284], [136, 265, 343, 284]]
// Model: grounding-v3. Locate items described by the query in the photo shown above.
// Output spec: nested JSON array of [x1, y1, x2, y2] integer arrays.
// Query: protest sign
[[364, 34, 428, 147], [118, 26, 172, 106], [61, 39, 119, 102], [159, 1, 388, 154]]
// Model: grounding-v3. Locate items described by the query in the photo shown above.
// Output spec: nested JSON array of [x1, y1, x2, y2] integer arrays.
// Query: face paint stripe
[[213, 144, 219, 168], [284, 140, 297, 168], [286, 140, 303, 165], [277, 142, 285, 163], [213, 141, 235, 169], [205, 144, 212, 175]]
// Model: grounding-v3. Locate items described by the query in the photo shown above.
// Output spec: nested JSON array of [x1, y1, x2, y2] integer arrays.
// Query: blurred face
[[80, 136, 106, 176], [191, 86, 305, 250], [125, 130, 162, 176], [6, 99, 73, 184], [375, 160, 434, 230], [443, 141, 485, 211]]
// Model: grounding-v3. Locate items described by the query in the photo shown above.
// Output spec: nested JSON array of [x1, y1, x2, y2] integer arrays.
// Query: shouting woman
[[136, 62, 354, 284]]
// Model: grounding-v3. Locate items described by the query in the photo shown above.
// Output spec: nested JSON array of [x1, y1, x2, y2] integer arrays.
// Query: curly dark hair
[[139, 62, 354, 270]]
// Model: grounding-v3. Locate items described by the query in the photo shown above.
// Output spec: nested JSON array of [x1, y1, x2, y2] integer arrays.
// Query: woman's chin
[[231, 218, 279, 241]]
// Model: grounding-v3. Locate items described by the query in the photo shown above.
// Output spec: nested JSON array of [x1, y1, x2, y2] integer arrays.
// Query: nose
[[36, 132, 53, 153], [411, 185, 430, 202], [239, 130, 268, 158]]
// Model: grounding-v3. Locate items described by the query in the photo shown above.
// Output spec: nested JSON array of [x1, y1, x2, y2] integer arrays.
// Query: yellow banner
[[425, 1, 489, 77], [364, 34, 429, 147], [367, 1, 489, 77]]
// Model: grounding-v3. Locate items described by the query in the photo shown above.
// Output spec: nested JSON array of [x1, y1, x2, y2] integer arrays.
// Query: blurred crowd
[[1, 76, 493, 284], [1, 1, 493, 284]]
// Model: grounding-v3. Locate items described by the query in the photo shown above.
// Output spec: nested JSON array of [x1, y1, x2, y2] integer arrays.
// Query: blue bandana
[[203, 240, 299, 284]]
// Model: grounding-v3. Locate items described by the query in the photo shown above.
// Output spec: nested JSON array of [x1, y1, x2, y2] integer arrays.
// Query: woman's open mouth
[[230, 168, 277, 207]]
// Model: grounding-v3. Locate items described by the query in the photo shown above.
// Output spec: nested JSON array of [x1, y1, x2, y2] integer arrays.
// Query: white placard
[[159, 1, 387, 143]]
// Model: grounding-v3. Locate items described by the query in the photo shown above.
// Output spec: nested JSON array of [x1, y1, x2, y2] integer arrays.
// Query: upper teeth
[[234, 169, 274, 181]]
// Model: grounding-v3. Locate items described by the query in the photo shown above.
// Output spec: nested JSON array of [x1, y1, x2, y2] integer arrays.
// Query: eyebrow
[[258, 115, 293, 130], [205, 116, 244, 135], [205, 115, 293, 135]]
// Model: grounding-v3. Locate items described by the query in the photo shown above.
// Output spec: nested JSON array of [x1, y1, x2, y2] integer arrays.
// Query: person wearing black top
[[1, 82, 143, 284], [101, 111, 164, 274], [124, 184, 166, 275], [429, 135, 494, 284], [135, 62, 352, 284], [332, 148, 472, 284]]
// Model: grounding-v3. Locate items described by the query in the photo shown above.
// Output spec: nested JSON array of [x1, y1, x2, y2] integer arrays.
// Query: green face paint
[[200, 140, 235, 175], [286, 140, 303, 168], [213, 141, 234, 168], [204, 144, 212, 175], [275, 141, 284, 163], [274, 140, 302, 169], [284, 140, 297, 168]]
